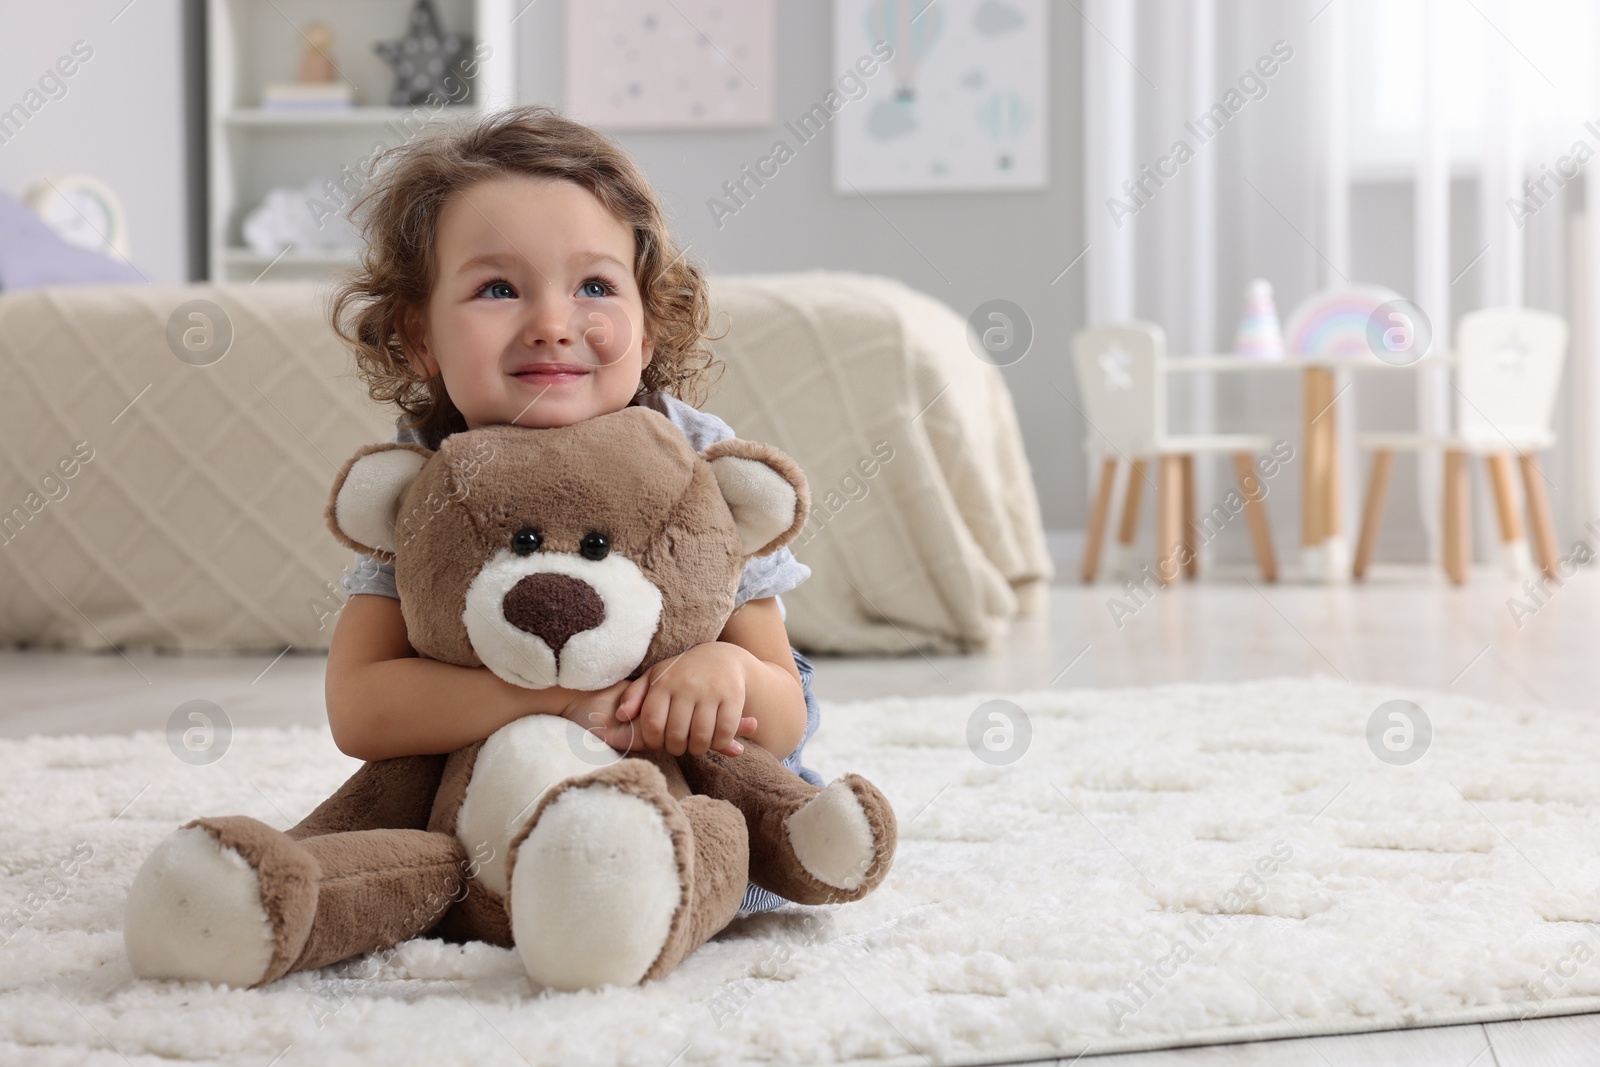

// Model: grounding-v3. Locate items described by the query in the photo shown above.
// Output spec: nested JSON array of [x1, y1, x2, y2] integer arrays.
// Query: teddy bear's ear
[[702, 439, 811, 557], [325, 442, 435, 562]]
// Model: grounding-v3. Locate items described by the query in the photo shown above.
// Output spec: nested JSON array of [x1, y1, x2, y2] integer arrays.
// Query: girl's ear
[[400, 305, 439, 378], [640, 333, 654, 368]]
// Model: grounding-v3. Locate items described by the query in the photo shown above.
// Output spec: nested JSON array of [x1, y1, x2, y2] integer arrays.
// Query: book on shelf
[[260, 82, 357, 110]]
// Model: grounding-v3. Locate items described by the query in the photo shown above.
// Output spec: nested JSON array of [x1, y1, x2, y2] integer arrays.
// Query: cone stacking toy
[[1234, 278, 1285, 360]]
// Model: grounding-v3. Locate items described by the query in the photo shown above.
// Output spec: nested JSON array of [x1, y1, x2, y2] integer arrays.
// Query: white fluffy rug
[[7, 675, 1600, 1066]]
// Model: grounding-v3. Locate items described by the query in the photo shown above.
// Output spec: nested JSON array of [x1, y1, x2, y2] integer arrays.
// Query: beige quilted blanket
[[0, 275, 1048, 656], [701, 272, 1051, 654]]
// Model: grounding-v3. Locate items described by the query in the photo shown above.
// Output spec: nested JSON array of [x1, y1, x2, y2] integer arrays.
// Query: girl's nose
[[520, 294, 574, 348]]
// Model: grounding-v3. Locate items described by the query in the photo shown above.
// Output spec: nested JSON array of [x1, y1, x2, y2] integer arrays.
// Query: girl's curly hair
[[327, 104, 722, 445]]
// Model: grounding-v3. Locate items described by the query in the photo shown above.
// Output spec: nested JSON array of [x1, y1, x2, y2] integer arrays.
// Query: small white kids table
[[1163, 353, 1455, 582]]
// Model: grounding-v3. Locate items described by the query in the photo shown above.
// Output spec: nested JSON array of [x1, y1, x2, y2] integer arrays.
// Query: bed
[[0, 272, 1050, 657]]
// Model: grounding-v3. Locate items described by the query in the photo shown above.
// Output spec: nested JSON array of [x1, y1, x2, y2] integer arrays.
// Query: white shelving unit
[[206, 0, 516, 283]]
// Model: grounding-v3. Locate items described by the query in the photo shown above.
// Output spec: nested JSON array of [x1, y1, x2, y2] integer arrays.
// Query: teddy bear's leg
[[503, 757, 747, 991], [286, 754, 449, 839], [125, 815, 466, 988], [678, 742, 898, 906], [289, 827, 468, 977]]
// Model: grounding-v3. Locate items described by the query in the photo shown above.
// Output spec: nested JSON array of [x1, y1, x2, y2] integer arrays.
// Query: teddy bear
[[124, 406, 898, 992]]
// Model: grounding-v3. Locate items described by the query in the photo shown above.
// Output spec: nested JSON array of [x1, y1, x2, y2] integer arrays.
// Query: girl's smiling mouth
[[511, 361, 589, 384]]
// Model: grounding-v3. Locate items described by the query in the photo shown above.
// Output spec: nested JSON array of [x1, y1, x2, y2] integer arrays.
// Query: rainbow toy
[[1234, 278, 1284, 360], [1282, 285, 1402, 357]]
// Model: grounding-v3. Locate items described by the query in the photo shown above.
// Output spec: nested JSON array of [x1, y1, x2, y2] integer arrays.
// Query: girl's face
[[403, 175, 653, 430]]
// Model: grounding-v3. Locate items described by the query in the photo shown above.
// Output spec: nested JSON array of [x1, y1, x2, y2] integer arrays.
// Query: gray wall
[[0, 0, 190, 286]]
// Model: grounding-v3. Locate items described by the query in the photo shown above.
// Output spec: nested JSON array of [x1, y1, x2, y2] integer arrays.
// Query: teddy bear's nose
[[502, 573, 607, 654]]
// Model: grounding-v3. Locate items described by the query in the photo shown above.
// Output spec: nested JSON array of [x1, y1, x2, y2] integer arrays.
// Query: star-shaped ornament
[[1099, 344, 1133, 391], [1494, 334, 1526, 370], [374, 0, 473, 107]]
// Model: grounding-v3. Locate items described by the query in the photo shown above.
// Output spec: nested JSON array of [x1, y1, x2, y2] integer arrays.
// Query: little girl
[[325, 104, 822, 917]]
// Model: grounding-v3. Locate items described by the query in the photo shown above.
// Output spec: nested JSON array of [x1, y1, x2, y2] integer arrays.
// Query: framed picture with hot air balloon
[[833, 0, 1047, 192]]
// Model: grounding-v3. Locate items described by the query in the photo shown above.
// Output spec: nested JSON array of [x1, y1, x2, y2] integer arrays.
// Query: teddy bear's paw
[[783, 774, 896, 900], [506, 761, 687, 991], [124, 817, 318, 988]]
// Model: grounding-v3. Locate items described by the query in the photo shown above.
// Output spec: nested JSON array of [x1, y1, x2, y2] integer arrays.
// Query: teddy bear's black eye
[[512, 527, 543, 555], [580, 532, 610, 561]]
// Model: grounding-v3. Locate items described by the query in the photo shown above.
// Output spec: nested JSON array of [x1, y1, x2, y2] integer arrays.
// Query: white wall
[[0, 0, 190, 285]]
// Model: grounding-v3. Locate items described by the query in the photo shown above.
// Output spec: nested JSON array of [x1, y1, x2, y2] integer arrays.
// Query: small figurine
[[262, 20, 354, 109], [297, 22, 338, 84]]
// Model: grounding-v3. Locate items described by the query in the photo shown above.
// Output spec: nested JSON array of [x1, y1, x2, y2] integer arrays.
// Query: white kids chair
[[1352, 307, 1567, 584], [1073, 321, 1279, 585]]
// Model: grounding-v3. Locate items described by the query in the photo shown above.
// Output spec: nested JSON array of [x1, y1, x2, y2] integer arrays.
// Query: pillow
[[0, 189, 144, 291]]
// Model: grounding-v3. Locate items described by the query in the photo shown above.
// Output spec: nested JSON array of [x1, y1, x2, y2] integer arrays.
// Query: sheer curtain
[[1078, 0, 1597, 565]]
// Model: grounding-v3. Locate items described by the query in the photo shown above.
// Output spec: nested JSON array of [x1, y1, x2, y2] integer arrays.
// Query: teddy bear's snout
[[502, 573, 606, 654], [464, 546, 665, 690]]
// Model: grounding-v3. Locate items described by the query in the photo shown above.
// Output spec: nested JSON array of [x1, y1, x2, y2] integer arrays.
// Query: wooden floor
[[808, 563, 1600, 712], [2, 563, 1597, 1064]]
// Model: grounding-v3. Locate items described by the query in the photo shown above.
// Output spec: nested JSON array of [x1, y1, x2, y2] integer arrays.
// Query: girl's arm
[[717, 597, 808, 759], [617, 596, 808, 761], [326, 593, 614, 761]]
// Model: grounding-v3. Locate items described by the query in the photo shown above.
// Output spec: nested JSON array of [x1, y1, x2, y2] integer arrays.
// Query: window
[[1347, 0, 1595, 176]]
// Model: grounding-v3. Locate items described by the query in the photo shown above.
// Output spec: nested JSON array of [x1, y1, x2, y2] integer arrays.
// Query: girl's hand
[[564, 675, 754, 756], [617, 643, 756, 757]]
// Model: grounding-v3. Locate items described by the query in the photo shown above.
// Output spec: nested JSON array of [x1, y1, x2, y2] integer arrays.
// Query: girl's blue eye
[[579, 278, 616, 298], [480, 280, 516, 299]]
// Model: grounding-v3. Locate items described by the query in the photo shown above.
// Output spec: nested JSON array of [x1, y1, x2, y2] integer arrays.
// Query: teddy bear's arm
[[285, 754, 449, 841]]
